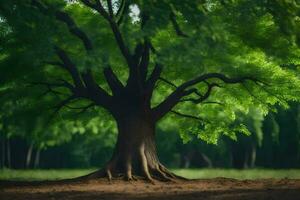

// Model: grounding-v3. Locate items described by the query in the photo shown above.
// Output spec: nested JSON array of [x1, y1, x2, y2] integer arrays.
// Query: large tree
[[0, 0, 300, 181]]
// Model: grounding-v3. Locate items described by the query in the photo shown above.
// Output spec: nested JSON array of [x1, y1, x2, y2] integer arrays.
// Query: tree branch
[[139, 41, 151, 82], [32, 0, 114, 112], [183, 82, 220, 104], [171, 110, 204, 122], [81, 69, 113, 108], [55, 10, 93, 51], [30, 81, 73, 97], [55, 47, 112, 108], [170, 12, 189, 38], [66, 103, 96, 114], [54, 46, 84, 89], [106, 0, 114, 18], [49, 95, 77, 120], [152, 73, 259, 121], [32, 0, 93, 52], [159, 77, 178, 89], [146, 63, 163, 92], [80, 0, 133, 66], [103, 67, 124, 95]]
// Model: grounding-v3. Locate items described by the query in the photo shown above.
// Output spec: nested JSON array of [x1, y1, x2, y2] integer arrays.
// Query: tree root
[[74, 147, 187, 183], [75, 162, 186, 183]]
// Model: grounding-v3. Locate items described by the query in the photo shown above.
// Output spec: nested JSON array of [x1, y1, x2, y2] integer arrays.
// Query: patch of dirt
[[1, 178, 300, 200]]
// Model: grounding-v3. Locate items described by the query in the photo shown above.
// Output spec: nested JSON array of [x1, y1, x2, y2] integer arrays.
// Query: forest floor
[[1, 177, 300, 200]]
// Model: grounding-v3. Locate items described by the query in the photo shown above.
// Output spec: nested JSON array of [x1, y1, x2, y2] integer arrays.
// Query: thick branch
[[152, 73, 259, 121], [139, 41, 150, 82], [103, 67, 124, 95], [54, 47, 84, 89], [80, 0, 133, 66], [183, 82, 220, 104], [81, 70, 112, 107], [146, 64, 163, 92], [106, 0, 114, 18]]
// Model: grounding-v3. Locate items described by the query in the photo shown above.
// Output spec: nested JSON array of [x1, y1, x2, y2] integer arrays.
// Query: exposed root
[[159, 164, 188, 180], [140, 145, 155, 183], [125, 156, 134, 181], [106, 167, 113, 181], [74, 161, 187, 183], [154, 165, 175, 182], [74, 149, 186, 183]]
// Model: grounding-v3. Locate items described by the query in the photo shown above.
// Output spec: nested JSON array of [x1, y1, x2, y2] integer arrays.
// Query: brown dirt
[[1, 178, 300, 200]]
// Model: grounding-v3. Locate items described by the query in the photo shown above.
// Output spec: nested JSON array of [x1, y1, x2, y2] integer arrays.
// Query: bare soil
[[1, 178, 300, 200]]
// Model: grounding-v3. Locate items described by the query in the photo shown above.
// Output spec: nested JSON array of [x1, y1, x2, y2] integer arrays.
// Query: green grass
[[0, 169, 95, 181], [0, 168, 300, 181], [173, 169, 300, 180]]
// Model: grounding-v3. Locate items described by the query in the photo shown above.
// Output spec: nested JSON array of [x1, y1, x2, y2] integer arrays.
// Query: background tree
[[0, 0, 300, 181]]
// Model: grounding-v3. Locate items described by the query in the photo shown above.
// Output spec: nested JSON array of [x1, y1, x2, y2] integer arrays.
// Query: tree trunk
[[6, 138, 11, 168], [83, 112, 182, 182], [249, 144, 256, 168], [34, 149, 40, 169], [1, 137, 4, 169], [26, 143, 34, 168], [201, 153, 213, 168]]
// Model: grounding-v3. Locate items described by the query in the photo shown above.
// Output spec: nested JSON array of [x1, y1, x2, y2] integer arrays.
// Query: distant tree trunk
[[249, 144, 256, 168], [1, 138, 4, 169], [6, 139, 11, 168], [34, 149, 40, 169], [26, 143, 34, 168], [243, 151, 249, 169], [201, 153, 213, 168], [182, 155, 191, 168], [180, 151, 194, 168]]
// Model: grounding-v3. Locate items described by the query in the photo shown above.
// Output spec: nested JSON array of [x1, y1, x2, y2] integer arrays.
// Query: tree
[[0, 0, 300, 181]]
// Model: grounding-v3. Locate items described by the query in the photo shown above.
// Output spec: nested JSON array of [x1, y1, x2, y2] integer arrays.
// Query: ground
[[1, 169, 300, 200]]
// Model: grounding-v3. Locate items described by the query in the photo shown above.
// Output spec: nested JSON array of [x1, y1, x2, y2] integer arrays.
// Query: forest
[[1, 104, 300, 170]]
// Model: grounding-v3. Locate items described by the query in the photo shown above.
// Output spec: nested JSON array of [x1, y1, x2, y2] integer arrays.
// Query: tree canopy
[[0, 0, 300, 145]]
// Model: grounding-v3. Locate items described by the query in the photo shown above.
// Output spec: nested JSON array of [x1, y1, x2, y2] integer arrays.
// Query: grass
[[0, 168, 95, 181], [172, 169, 300, 180], [0, 168, 300, 181]]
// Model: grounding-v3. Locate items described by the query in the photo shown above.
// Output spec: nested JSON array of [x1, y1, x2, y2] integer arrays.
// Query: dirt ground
[[1, 178, 300, 200]]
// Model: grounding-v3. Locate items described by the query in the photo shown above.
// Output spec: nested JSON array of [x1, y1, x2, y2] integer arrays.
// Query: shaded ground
[[1, 178, 300, 200]]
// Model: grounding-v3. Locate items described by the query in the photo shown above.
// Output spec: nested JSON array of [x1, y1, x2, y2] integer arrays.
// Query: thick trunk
[[83, 111, 182, 182], [111, 116, 158, 175]]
